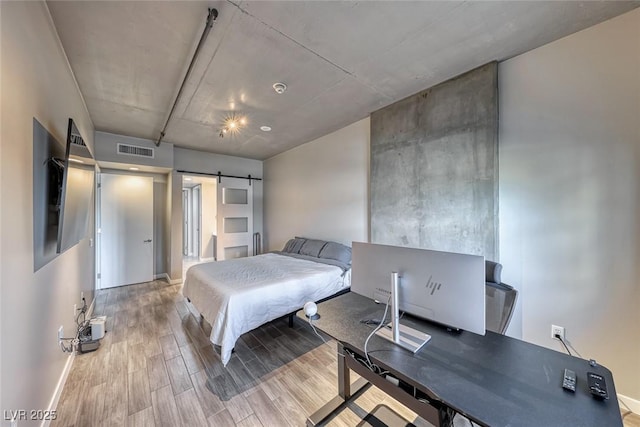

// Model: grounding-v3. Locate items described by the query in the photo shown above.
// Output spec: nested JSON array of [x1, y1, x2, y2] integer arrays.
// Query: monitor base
[[376, 323, 431, 354]]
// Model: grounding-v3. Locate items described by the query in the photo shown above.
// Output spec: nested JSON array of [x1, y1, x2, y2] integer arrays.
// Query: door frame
[[182, 188, 190, 256], [191, 184, 202, 259]]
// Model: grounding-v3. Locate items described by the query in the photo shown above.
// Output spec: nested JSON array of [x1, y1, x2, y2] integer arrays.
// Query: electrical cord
[[363, 295, 391, 373], [566, 341, 583, 358], [308, 316, 326, 344], [555, 334, 572, 356], [554, 335, 583, 358], [59, 297, 94, 353]]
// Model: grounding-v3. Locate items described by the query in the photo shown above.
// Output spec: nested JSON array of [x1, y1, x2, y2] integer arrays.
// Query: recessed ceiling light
[[129, 167, 139, 171], [260, 126, 272, 132], [184, 177, 192, 181]]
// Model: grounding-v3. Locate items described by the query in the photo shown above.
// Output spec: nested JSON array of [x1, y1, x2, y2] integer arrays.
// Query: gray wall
[[370, 63, 498, 259], [264, 118, 369, 252], [1, 1, 96, 421], [499, 8, 640, 401], [94, 131, 173, 169]]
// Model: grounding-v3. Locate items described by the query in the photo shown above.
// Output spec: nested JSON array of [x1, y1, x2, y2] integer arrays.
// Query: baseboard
[[154, 273, 181, 285], [618, 393, 640, 415], [42, 351, 75, 427]]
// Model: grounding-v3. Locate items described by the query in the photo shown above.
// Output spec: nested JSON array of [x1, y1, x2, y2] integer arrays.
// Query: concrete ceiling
[[48, 1, 638, 161]]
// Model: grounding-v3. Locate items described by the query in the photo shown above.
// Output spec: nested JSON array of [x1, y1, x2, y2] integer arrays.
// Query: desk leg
[[338, 342, 350, 398], [306, 342, 369, 426]]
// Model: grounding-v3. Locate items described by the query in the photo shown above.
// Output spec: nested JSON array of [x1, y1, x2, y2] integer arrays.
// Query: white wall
[[499, 9, 640, 400], [0, 1, 95, 422], [264, 118, 369, 251]]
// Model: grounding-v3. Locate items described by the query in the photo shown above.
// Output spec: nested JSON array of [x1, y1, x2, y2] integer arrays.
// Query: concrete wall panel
[[371, 63, 498, 258]]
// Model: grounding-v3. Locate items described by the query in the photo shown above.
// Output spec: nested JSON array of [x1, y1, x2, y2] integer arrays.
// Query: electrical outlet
[[551, 325, 565, 340], [58, 325, 64, 343]]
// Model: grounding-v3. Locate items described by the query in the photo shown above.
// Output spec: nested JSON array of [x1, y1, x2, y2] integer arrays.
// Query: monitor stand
[[375, 272, 431, 353]]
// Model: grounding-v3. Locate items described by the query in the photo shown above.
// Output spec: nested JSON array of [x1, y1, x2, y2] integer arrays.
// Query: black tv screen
[[56, 118, 95, 254]]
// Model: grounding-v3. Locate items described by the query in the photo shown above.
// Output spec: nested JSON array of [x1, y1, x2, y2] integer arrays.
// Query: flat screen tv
[[56, 118, 95, 253]]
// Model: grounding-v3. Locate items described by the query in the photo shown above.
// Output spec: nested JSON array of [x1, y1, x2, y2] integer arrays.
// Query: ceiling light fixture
[[184, 177, 192, 181], [260, 126, 272, 132], [219, 113, 248, 138], [273, 82, 287, 94]]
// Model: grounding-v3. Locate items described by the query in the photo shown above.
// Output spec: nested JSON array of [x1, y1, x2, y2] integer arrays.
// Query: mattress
[[183, 252, 350, 365]]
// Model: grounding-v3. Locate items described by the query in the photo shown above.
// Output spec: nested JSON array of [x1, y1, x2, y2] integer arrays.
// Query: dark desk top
[[298, 292, 622, 427]]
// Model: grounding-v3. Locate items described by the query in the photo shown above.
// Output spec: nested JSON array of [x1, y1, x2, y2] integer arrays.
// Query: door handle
[[143, 239, 152, 243]]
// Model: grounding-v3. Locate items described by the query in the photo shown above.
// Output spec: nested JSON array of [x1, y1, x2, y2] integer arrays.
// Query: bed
[[183, 238, 352, 366]]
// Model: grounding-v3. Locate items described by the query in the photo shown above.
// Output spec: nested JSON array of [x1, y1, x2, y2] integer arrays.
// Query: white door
[[99, 173, 154, 288], [216, 177, 253, 260]]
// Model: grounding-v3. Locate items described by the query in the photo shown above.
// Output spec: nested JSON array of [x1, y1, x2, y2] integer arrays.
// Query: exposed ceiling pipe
[[156, 8, 218, 147]]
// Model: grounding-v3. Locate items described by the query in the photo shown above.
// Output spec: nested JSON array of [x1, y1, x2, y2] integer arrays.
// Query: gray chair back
[[485, 260, 518, 335], [485, 281, 518, 335]]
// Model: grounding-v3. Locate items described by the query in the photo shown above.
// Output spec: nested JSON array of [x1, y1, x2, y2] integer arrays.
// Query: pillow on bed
[[319, 241, 352, 265], [298, 238, 328, 258], [283, 237, 306, 254]]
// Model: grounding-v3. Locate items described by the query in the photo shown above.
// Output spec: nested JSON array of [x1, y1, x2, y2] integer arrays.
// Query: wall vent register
[[117, 143, 155, 159]]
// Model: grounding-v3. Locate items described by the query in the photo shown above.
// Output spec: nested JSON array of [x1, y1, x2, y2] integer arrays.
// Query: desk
[[297, 292, 622, 427]]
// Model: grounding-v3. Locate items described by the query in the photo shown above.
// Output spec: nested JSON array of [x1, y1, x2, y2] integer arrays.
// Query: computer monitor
[[351, 242, 486, 336]]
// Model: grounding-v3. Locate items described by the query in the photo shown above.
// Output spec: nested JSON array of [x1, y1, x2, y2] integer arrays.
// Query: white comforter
[[183, 253, 350, 366]]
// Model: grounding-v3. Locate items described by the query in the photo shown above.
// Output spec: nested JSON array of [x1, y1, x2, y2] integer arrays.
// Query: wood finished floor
[[52, 280, 437, 427], [53, 280, 640, 427]]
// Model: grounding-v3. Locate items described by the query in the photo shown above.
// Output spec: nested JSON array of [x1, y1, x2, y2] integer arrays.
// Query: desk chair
[[485, 261, 518, 335]]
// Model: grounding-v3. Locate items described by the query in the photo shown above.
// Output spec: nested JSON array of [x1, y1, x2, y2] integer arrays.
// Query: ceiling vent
[[70, 134, 86, 147], [117, 143, 155, 159]]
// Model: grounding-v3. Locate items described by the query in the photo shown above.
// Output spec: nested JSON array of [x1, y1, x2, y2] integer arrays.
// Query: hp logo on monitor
[[425, 275, 443, 295]]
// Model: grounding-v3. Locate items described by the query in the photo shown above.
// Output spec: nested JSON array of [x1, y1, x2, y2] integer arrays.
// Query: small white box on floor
[[90, 316, 107, 340]]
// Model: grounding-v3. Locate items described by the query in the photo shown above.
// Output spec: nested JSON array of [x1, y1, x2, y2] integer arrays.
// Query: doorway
[[181, 184, 201, 258], [182, 175, 217, 276]]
